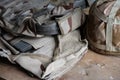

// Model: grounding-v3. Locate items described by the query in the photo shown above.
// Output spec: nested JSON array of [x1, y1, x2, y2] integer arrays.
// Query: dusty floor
[[0, 50, 120, 80]]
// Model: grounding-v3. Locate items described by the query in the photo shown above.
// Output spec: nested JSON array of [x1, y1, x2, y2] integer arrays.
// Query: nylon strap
[[106, 0, 120, 51], [91, 0, 108, 22], [94, 5, 108, 22], [36, 20, 60, 35]]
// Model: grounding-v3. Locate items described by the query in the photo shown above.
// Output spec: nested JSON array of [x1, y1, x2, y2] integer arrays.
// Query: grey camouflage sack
[[0, 0, 86, 37], [0, 0, 50, 37], [0, 35, 56, 78], [0, 0, 88, 79], [0, 30, 88, 79]]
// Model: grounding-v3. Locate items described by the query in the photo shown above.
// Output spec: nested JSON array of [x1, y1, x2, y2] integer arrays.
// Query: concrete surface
[[0, 50, 120, 80]]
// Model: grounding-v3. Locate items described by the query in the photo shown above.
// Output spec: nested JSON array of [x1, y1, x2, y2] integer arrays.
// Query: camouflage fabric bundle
[[0, 0, 50, 37], [0, 0, 88, 79], [0, 0, 86, 37], [0, 30, 88, 79]]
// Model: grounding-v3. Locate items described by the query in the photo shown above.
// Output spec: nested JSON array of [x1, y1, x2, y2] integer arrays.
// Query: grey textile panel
[[12, 40, 33, 52], [87, 0, 96, 6], [74, 0, 87, 8]]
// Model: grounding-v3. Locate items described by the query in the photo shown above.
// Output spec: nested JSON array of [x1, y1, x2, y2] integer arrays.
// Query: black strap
[[33, 9, 61, 35], [35, 20, 60, 35], [12, 40, 33, 53]]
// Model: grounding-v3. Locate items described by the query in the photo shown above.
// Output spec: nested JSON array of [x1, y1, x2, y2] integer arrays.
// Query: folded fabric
[[0, 30, 88, 79], [55, 8, 85, 35], [0, 35, 56, 78], [0, 0, 85, 37], [0, 0, 50, 37], [42, 30, 88, 80]]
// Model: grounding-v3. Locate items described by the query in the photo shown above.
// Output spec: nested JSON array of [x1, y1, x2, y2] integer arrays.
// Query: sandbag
[[86, 0, 120, 55]]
